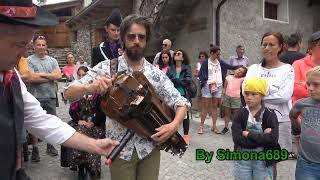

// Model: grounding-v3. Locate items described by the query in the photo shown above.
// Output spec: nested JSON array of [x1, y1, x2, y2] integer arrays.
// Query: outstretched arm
[[62, 132, 118, 156]]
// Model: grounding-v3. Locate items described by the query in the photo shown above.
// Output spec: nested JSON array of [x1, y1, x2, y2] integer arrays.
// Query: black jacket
[[166, 65, 192, 101], [231, 107, 280, 166], [91, 40, 122, 67], [0, 75, 24, 180]]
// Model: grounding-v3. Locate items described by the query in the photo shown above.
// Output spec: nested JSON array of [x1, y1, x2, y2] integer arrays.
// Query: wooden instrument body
[[100, 71, 187, 156]]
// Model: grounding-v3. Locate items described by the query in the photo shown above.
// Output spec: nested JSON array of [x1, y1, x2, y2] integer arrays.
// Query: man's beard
[[126, 45, 145, 62]]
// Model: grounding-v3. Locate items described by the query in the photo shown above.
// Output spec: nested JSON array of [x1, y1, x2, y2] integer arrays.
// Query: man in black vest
[[91, 9, 122, 67], [0, 1, 118, 180]]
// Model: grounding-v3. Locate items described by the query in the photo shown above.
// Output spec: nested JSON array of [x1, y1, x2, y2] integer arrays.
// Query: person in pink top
[[220, 66, 247, 134], [156, 50, 172, 74], [63, 52, 78, 81]]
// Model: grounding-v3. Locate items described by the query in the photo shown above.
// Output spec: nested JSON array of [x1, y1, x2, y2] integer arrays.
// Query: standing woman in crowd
[[166, 49, 192, 144], [243, 31, 294, 179], [62, 52, 78, 81], [197, 45, 238, 134], [195, 51, 209, 118], [157, 50, 172, 74]]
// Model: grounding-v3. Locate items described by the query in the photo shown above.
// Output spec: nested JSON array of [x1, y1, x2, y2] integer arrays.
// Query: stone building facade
[[39, 1, 82, 67], [66, 0, 133, 65], [70, 25, 92, 66], [218, 0, 320, 64], [139, 0, 320, 67]]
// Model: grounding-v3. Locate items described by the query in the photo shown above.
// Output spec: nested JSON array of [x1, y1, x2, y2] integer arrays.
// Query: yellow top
[[17, 57, 29, 74]]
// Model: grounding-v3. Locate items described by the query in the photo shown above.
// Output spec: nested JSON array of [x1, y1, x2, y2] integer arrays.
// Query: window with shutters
[[263, 0, 289, 23]]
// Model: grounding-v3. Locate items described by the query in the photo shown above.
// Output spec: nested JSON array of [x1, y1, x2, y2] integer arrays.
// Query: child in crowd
[[290, 66, 320, 180], [232, 77, 279, 180], [220, 66, 247, 134], [157, 50, 172, 74]]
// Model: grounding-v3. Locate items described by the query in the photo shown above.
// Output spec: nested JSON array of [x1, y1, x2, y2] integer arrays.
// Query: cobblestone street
[[24, 83, 296, 180]]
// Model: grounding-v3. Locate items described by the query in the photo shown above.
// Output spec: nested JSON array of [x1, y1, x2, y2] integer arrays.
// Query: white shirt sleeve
[[17, 70, 76, 145]]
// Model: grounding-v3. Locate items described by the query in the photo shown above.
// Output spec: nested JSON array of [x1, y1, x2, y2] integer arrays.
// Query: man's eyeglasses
[[162, 44, 168, 47], [126, 34, 146, 41]]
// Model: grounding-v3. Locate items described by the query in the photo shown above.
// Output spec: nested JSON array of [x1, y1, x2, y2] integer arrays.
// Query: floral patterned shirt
[[65, 55, 190, 161]]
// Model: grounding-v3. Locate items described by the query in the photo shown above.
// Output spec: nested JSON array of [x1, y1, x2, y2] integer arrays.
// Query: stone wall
[[48, 47, 73, 68], [173, 0, 213, 68], [219, 0, 317, 64], [172, 0, 319, 66], [70, 25, 92, 65]]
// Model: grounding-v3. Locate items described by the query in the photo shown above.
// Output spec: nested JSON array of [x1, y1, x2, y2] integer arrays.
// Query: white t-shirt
[[244, 63, 294, 122], [207, 59, 222, 86], [197, 62, 201, 71]]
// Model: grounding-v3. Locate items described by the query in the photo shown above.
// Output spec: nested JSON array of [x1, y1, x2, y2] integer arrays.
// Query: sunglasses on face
[[126, 33, 146, 41], [33, 35, 46, 42], [175, 52, 182, 56]]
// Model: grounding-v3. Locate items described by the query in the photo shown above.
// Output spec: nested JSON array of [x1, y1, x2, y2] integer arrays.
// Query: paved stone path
[[24, 83, 296, 180]]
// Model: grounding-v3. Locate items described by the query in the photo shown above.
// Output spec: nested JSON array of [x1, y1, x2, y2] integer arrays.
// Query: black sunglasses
[[126, 34, 146, 41]]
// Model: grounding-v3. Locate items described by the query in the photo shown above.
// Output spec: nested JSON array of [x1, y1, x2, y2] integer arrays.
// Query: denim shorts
[[234, 159, 273, 180], [201, 84, 222, 98], [296, 156, 320, 180]]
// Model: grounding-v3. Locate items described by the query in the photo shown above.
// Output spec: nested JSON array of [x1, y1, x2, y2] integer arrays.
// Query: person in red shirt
[[62, 52, 78, 81], [291, 31, 320, 160], [292, 31, 320, 105]]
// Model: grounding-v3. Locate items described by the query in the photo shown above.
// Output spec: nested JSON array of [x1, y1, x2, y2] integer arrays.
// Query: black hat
[[309, 31, 320, 42], [0, 0, 58, 26], [104, 8, 122, 27]]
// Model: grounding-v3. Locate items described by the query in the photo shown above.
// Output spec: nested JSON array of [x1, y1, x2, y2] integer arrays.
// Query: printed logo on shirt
[[260, 72, 276, 78]]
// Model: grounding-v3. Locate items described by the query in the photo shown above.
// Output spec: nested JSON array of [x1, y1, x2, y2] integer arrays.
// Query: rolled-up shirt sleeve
[[18, 71, 76, 145], [63, 61, 107, 93]]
